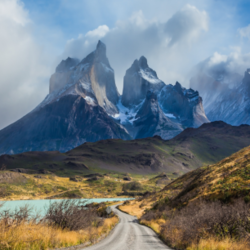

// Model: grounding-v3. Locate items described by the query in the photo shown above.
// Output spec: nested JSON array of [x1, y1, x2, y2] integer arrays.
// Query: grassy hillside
[[0, 171, 164, 200], [1, 121, 250, 177], [119, 144, 250, 249]]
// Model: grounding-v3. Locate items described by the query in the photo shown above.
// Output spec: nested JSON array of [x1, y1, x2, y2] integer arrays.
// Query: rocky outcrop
[[158, 82, 209, 127], [122, 56, 165, 107], [134, 91, 183, 139]]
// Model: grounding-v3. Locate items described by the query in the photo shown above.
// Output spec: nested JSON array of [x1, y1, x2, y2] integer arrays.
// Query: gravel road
[[84, 205, 172, 250]]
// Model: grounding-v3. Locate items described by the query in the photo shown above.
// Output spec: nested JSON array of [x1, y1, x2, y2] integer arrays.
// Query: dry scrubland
[[120, 145, 250, 250], [0, 171, 165, 200], [0, 200, 118, 250]]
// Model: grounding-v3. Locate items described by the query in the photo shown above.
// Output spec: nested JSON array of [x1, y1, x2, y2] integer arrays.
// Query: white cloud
[[238, 24, 250, 40], [165, 4, 208, 46], [0, 0, 51, 129], [193, 48, 250, 84], [85, 25, 110, 38], [61, 5, 209, 92], [208, 52, 228, 67]]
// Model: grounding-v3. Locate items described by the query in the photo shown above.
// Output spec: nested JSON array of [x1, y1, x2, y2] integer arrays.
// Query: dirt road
[[84, 205, 172, 250]]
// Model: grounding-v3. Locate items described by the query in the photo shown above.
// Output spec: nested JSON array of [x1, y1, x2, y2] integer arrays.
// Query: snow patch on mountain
[[101, 63, 114, 73], [84, 96, 96, 105], [164, 113, 176, 119], [139, 69, 162, 84], [111, 98, 143, 124]]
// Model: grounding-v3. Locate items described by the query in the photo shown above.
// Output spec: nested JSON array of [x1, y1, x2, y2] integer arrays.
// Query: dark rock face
[[122, 56, 165, 107], [0, 95, 131, 154], [190, 68, 250, 126], [134, 91, 183, 139], [158, 82, 209, 127]]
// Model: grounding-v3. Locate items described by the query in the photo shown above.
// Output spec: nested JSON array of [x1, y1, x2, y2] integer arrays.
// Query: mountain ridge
[[0, 41, 208, 155], [1, 121, 250, 176]]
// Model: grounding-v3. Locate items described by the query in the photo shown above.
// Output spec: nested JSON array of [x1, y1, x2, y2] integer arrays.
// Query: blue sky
[[19, 0, 250, 58], [0, 0, 250, 129]]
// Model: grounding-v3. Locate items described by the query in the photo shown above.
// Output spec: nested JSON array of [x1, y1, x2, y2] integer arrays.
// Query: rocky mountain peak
[[96, 40, 106, 51], [122, 57, 164, 107], [94, 40, 110, 66], [174, 81, 183, 95], [139, 56, 148, 69], [56, 57, 79, 73], [129, 59, 140, 72]]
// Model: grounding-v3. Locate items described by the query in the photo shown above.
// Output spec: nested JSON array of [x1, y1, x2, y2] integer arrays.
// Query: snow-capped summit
[[122, 56, 165, 107]]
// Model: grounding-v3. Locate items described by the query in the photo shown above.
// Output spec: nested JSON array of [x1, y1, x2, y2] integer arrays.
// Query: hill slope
[[119, 141, 250, 250], [1, 121, 250, 176]]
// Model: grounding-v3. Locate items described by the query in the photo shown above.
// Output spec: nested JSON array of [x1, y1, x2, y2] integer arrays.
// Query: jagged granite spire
[[48, 40, 119, 114], [122, 56, 164, 107], [0, 41, 130, 155]]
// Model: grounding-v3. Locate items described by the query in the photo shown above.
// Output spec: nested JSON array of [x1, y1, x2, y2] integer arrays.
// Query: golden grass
[[187, 237, 250, 250], [119, 201, 145, 218], [0, 216, 118, 250], [119, 197, 156, 219], [140, 219, 165, 234], [0, 173, 119, 200]]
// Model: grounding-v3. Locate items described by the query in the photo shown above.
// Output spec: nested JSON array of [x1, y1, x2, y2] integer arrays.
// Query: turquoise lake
[[0, 198, 132, 217]]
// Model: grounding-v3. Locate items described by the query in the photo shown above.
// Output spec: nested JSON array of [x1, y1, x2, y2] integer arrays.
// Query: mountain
[[190, 65, 250, 126], [114, 56, 209, 138], [42, 40, 119, 115], [2, 121, 250, 175], [0, 41, 208, 155], [121, 56, 165, 107], [158, 82, 209, 127], [0, 41, 131, 155], [133, 91, 183, 139]]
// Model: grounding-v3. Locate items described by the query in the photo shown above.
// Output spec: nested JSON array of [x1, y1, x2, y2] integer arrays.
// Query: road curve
[[84, 205, 172, 250]]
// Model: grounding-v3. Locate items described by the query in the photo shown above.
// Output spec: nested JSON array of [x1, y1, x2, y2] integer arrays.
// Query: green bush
[[122, 181, 142, 191], [244, 195, 250, 203]]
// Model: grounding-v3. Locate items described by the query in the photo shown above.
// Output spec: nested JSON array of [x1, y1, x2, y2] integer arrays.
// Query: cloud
[[192, 47, 250, 87], [85, 25, 110, 38], [61, 5, 209, 92], [165, 4, 208, 46], [238, 24, 250, 40], [0, 0, 51, 129]]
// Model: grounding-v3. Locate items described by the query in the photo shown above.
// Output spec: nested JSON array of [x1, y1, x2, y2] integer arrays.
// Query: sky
[[0, 0, 250, 129]]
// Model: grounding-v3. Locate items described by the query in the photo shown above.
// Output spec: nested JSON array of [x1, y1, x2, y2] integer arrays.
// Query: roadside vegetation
[[119, 145, 250, 250], [0, 200, 118, 250]]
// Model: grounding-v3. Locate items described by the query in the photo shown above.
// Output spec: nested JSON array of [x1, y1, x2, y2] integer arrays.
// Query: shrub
[[244, 195, 250, 203], [122, 181, 143, 192], [45, 200, 99, 231], [159, 200, 250, 249]]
